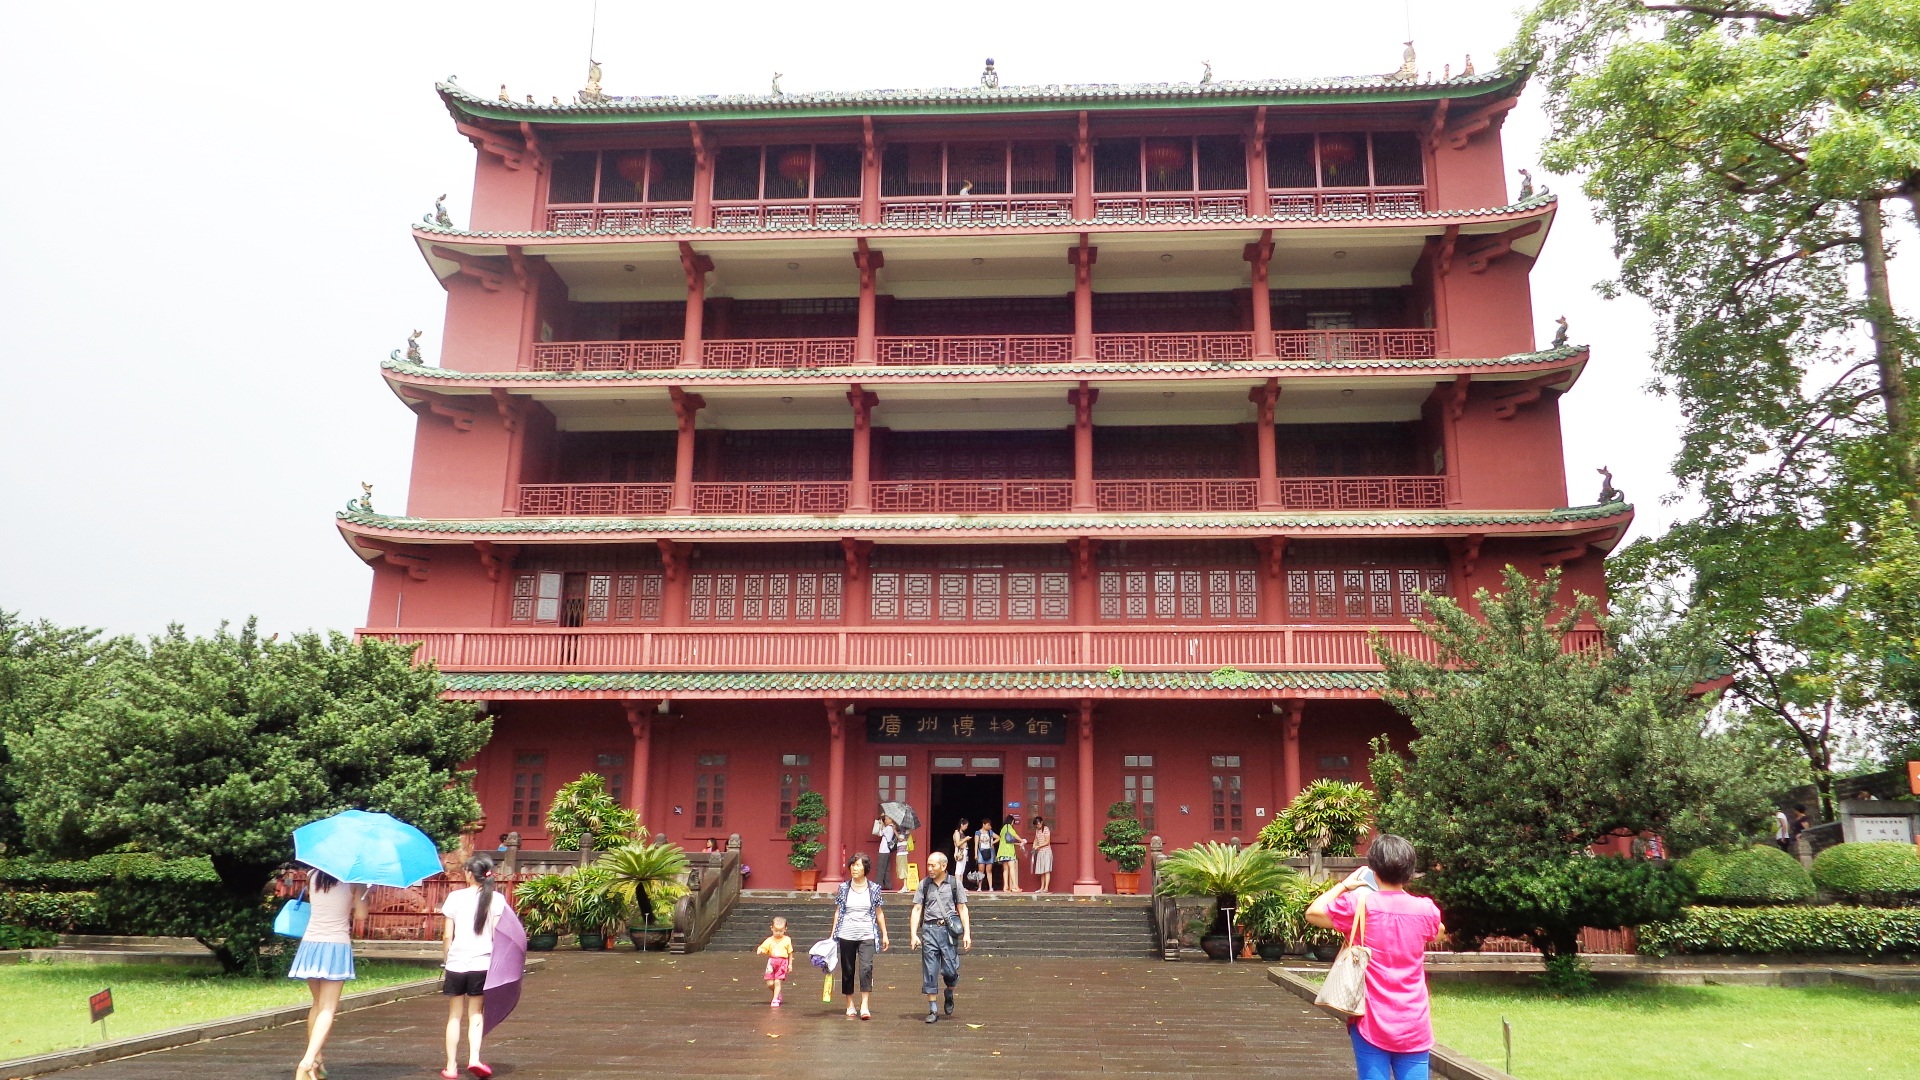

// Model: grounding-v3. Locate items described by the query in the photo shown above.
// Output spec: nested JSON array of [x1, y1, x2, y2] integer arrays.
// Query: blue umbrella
[[293, 809, 443, 887]]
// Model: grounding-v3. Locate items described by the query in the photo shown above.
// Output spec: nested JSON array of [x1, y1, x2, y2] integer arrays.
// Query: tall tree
[[6, 622, 490, 972], [1513, 0, 1920, 801], [0, 611, 137, 853], [1371, 569, 1790, 967]]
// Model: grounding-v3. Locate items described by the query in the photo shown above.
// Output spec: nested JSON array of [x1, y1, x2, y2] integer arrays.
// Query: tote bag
[[1312, 895, 1371, 1019], [272, 889, 311, 939]]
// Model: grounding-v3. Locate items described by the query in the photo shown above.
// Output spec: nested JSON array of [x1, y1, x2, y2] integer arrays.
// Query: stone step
[[707, 891, 1157, 957]]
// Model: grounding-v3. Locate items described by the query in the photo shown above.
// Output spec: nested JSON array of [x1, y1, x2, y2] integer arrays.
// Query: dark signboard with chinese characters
[[867, 709, 1067, 744]]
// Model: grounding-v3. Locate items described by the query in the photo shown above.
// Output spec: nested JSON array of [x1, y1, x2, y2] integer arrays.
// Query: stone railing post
[[501, 832, 521, 878]]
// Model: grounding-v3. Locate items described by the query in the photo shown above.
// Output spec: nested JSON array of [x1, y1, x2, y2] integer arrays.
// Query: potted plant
[[513, 873, 572, 951], [1098, 801, 1149, 894], [596, 841, 690, 952], [568, 866, 625, 950], [1256, 779, 1378, 879], [545, 773, 641, 852], [786, 790, 827, 891], [1153, 841, 1298, 961]]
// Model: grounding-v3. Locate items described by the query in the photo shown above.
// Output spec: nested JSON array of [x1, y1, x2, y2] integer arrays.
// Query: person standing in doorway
[[829, 853, 890, 1020], [875, 815, 897, 891], [974, 818, 999, 892], [997, 814, 1027, 893], [952, 818, 972, 886], [908, 852, 972, 1023], [1029, 815, 1054, 895]]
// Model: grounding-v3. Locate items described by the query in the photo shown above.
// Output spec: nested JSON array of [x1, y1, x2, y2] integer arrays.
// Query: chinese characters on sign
[[867, 709, 1067, 744]]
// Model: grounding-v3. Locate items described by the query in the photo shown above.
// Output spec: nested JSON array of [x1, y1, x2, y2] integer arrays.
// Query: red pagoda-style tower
[[343, 60, 1622, 893]]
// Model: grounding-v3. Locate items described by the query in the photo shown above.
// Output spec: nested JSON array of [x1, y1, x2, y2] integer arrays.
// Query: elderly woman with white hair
[[907, 851, 973, 1023]]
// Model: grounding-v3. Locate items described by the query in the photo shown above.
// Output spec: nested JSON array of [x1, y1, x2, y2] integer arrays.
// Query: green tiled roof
[[383, 345, 1586, 384], [337, 502, 1631, 536], [438, 670, 1389, 693], [415, 194, 1555, 241], [440, 68, 1525, 125]]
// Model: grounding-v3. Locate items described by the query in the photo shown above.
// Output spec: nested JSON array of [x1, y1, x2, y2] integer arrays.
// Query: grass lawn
[[0, 960, 431, 1062], [1430, 982, 1920, 1080]]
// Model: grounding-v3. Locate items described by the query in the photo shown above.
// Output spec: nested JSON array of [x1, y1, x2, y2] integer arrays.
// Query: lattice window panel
[[871, 570, 1070, 622], [689, 572, 843, 623], [881, 430, 1072, 480], [884, 296, 1074, 336], [580, 573, 664, 624], [1095, 426, 1252, 479], [1098, 568, 1260, 623], [1090, 291, 1243, 334], [717, 431, 852, 482], [1273, 422, 1421, 477], [1286, 566, 1451, 622]]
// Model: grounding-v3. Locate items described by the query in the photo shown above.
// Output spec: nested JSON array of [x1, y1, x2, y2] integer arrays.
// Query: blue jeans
[[1349, 1026, 1430, 1080], [919, 923, 960, 995]]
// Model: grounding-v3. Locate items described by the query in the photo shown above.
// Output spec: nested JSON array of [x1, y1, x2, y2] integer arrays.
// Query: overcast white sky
[[0, 0, 1704, 638]]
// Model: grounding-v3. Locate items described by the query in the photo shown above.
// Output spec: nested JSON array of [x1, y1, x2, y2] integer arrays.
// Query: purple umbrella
[[482, 904, 528, 1035]]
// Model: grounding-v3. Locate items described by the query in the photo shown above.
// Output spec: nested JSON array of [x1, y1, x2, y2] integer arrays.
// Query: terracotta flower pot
[[793, 868, 820, 892], [1111, 870, 1140, 895]]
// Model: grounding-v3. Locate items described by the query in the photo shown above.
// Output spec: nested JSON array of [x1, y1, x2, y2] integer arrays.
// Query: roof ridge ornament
[[580, 58, 605, 105], [981, 58, 999, 90], [1200, 60, 1213, 86], [348, 483, 374, 514], [1391, 41, 1417, 82], [423, 194, 452, 229], [771, 72, 784, 98]]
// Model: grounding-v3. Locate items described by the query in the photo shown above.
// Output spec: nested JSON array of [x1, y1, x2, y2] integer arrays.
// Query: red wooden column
[[848, 385, 878, 512], [1247, 107, 1271, 217], [841, 539, 872, 627], [860, 117, 882, 225], [657, 540, 689, 627], [689, 122, 713, 229], [1070, 538, 1100, 625], [1250, 378, 1280, 510], [1254, 537, 1287, 624], [1072, 698, 1102, 895], [1069, 383, 1099, 511], [820, 700, 849, 892], [853, 244, 883, 363], [1244, 231, 1276, 359], [1072, 112, 1094, 220], [1281, 698, 1305, 804], [668, 387, 705, 514], [677, 242, 713, 369], [1068, 240, 1098, 361], [621, 701, 655, 820]]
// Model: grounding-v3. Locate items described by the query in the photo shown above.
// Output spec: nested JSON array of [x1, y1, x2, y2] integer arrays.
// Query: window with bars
[[1024, 756, 1058, 825], [689, 545, 845, 624], [712, 143, 862, 201], [511, 752, 547, 828], [1122, 755, 1157, 833], [546, 148, 698, 205], [1094, 135, 1248, 192], [1094, 425, 1253, 479], [1266, 131, 1425, 189], [1210, 755, 1244, 834], [1098, 541, 1262, 624], [694, 754, 728, 830], [778, 754, 813, 829], [511, 572, 663, 625], [870, 547, 1072, 624], [881, 140, 1073, 197], [595, 752, 628, 809], [716, 431, 852, 482], [879, 430, 1072, 481], [877, 755, 907, 806]]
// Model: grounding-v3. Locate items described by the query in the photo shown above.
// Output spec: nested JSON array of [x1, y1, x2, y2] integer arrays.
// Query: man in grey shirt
[[908, 851, 973, 1023]]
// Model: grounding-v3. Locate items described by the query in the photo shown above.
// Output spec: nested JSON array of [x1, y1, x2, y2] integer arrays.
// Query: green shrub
[[1673, 844, 1814, 905], [0, 891, 102, 932], [0, 923, 58, 949], [1255, 779, 1378, 858], [1421, 856, 1688, 958], [0, 855, 218, 889], [1812, 843, 1920, 904], [1639, 905, 1920, 956]]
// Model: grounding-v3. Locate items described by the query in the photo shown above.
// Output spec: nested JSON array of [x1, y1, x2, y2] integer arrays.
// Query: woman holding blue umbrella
[[289, 866, 370, 1080]]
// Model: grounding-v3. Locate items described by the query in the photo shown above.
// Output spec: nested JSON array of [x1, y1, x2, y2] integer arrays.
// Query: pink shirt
[[1327, 889, 1442, 1053]]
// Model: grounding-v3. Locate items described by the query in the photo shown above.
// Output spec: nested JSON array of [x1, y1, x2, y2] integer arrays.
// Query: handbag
[[272, 888, 311, 939], [1312, 895, 1371, 1019]]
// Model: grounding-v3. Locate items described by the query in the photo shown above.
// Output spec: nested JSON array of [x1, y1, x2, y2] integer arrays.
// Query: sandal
[[440, 1071, 460, 1080], [468, 1066, 493, 1079], [859, 1007, 872, 1020]]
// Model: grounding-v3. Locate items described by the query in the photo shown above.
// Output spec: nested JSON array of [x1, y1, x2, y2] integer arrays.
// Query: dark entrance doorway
[[930, 772, 1002, 885]]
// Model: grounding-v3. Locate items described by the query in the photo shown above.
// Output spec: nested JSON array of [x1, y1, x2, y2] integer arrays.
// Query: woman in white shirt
[[289, 866, 370, 1080], [440, 854, 511, 1078]]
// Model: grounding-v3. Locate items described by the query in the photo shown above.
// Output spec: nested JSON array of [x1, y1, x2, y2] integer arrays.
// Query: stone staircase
[[705, 891, 1157, 958]]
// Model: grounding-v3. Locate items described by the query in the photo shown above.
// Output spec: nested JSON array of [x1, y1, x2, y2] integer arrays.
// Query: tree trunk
[[1859, 198, 1917, 505]]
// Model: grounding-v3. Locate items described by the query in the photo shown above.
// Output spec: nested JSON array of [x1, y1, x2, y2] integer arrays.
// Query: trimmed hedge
[[0, 923, 59, 949], [1673, 844, 1815, 905], [0, 891, 102, 932], [1812, 842, 1920, 904], [1638, 905, 1920, 956], [0, 854, 218, 888]]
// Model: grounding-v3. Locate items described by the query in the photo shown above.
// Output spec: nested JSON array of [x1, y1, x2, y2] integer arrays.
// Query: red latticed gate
[[1276, 476, 1446, 510], [1271, 330, 1437, 362], [277, 871, 530, 942], [1474, 928, 1638, 955], [868, 479, 1073, 513], [690, 482, 849, 515], [701, 338, 856, 369], [1268, 190, 1428, 218], [530, 341, 682, 372], [1093, 332, 1255, 362], [1096, 479, 1258, 512], [518, 483, 673, 515], [877, 335, 1075, 366]]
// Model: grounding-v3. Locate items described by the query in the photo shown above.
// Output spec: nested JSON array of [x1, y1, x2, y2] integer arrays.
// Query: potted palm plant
[[568, 866, 625, 950], [545, 773, 641, 852], [513, 873, 572, 951], [1256, 779, 1377, 878], [596, 841, 690, 952], [1153, 841, 1298, 960], [786, 790, 827, 891], [1240, 876, 1316, 960], [1098, 801, 1149, 894]]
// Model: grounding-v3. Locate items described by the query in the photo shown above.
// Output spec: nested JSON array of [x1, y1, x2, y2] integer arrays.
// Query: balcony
[[361, 624, 1458, 671], [515, 476, 1446, 516], [525, 329, 1438, 373], [880, 196, 1074, 227], [1269, 190, 1428, 218]]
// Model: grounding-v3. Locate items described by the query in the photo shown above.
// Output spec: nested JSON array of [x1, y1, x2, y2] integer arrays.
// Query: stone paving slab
[[47, 952, 1356, 1080]]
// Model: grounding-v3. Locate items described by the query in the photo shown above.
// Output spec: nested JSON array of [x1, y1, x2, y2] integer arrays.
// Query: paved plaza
[[56, 952, 1354, 1079]]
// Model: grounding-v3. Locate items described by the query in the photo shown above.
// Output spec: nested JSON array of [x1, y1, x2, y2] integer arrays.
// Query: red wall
[[404, 410, 517, 518], [1428, 116, 1512, 211], [1450, 380, 1570, 509]]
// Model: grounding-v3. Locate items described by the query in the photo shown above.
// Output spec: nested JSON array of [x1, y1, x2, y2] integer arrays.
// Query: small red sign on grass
[[89, 987, 114, 1024]]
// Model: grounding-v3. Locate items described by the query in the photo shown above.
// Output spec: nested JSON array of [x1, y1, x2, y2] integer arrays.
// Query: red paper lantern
[[1318, 135, 1360, 175], [614, 152, 661, 185], [777, 149, 813, 190], [1144, 139, 1190, 181]]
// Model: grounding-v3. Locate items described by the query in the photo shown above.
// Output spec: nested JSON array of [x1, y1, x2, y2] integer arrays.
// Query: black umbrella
[[880, 801, 922, 831]]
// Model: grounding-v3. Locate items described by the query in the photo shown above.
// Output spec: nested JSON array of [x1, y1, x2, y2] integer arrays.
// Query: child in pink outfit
[[1306, 835, 1444, 1080], [756, 917, 794, 1006]]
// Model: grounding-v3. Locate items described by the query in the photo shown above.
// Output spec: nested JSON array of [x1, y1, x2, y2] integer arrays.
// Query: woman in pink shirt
[[1306, 835, 1444, 1080]]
